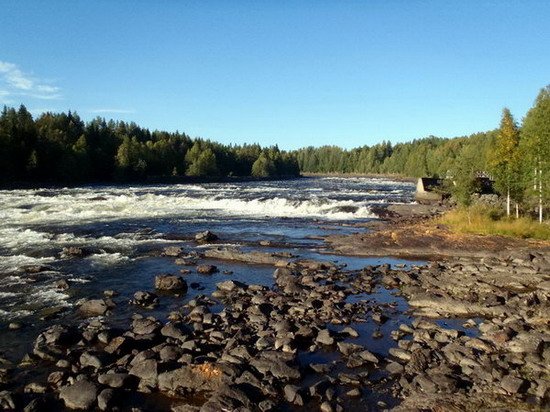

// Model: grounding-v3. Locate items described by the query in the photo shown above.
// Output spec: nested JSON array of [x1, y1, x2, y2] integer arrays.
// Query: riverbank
[[327, 203, 550, 259]]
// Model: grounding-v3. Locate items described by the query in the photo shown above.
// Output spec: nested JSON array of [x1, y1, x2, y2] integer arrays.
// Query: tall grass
[[439, 205, 550, 240]]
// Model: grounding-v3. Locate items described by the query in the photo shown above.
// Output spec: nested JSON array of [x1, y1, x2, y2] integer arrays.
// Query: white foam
[[28, 288, 71, 305], [0, 308, 33, 320], [85, 252, 130, 267], [0, 255, 56, 273], [66, 277, 91, 283], [0, 292, 20, 299]]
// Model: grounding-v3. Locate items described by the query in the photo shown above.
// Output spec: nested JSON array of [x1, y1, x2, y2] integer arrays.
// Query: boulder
[[79, 299, 110, 317], [154, 275, 187, 292], [130, 291, 159, 308], [197, 265, 218, 274], [59, 380, 97, 410], [158, 364, 224, 394], [162, 246, 184, 257]]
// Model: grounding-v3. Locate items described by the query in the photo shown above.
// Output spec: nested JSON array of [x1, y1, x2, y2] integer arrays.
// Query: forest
[[0, 86, 548, 218], [0, 110, 300, 183]]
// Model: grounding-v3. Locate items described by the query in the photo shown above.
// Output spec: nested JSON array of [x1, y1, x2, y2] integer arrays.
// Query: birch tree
[[489, 108, 521, 217], [520, 86, 550, 223]]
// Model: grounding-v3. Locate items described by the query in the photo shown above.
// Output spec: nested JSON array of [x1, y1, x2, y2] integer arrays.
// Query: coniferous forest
[[1, 85, 548, 215]]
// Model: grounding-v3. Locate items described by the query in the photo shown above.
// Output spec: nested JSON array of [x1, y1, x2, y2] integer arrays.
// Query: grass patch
[[439, 206, 550, 240]]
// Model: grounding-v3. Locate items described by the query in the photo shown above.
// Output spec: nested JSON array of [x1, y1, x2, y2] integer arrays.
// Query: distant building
[[415, 177, 445, 203]]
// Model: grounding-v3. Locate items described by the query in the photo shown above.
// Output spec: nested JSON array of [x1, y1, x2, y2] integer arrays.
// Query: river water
[[0, 175, 425, 401]]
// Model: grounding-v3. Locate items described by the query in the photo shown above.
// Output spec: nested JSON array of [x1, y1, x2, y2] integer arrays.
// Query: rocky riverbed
[[0, 238, 548, 411]]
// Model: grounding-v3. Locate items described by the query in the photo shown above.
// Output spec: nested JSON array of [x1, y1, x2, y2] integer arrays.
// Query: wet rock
[[204, 248, 290, 266], [55, 279, 70, 290], [130, 291, 159, 309], [163, 246, 184, 257], [215, 280, 247, 293], [195, 231, 218, 244], [155, 275, 187, 292], [340, 326, 359, 338], [8, 322, 22, 330], [61, 246, 95, 258], [59, 379, 97, 410], [337, 342, 363, 356], [315, 329, 334, 346], [103, 289, 119, 297], [79, 299, 110, 317], [197, 265, 218, 274]]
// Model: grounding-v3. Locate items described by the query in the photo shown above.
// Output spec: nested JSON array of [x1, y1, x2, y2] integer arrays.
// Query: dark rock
[[501, 375, 528, 394], [197, 265, 218, 274], [163, 246, 184, 257], [130, 291, 159, 308], [161, 323, 189, 342], [315, 329, 334, 346], [97, 388, 115, 411], [195, 231, 219, 244], [155, 275, 187, 292], [284, 384, 303, 406], [80, 352, 103, 369], [129, 358, 158, 388], [55, 279, 70, 290], [103, 289, 119, 297], [158, 364, 223, 394], [132, 317, 161, 335], [59, 380, 97, 410], [98, 373, 131, 388], [79, 299, 110, 316]]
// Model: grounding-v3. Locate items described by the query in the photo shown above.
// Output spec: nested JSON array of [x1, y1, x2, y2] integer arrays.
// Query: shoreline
[[326, 203, 550, 260]]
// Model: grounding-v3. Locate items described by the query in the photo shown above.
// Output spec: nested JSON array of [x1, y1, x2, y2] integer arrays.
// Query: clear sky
[[0, 1, 549, 149]]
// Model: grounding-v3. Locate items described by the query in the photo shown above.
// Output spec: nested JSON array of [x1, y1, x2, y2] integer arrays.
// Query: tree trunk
[[506, 188, 510, 217], [539, 167, 543, 224], [516, 203, 519, 219]]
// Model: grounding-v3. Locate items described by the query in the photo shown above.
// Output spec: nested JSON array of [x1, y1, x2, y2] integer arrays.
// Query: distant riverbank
[[302, 172, 416, 182]]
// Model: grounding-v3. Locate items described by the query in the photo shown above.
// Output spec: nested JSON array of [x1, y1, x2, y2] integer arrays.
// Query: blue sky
[[1, 1, 549, 149]]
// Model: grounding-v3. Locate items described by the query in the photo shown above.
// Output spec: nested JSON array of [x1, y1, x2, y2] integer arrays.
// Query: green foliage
[[186, 148, 219, 177], [0, 106, 299, 184], [519, 85, 550, 215], [489, 108, 522, 212], [251, 153, 276, 177]]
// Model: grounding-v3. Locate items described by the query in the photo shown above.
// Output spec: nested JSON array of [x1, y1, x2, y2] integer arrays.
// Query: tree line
[[0, 109, 300, 183], [296, 86, 549, 221], [0, 86, 548, 220]]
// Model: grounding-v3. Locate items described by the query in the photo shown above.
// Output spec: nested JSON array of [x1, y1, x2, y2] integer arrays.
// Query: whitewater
[[0, 177, 414, 328]]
